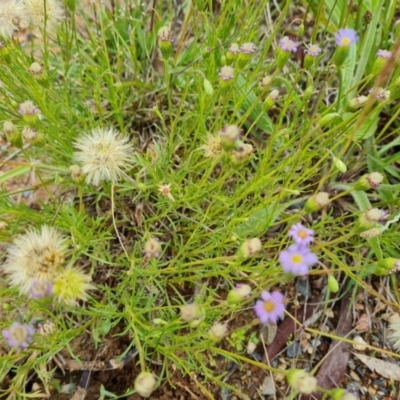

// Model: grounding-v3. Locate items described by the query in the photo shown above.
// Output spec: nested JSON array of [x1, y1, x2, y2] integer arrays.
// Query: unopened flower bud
[[144, 237, 161, 258], [264, 89, 279, 111], [219, 124, 240, 151], [203, 78, 214, 95], [237, 238, 262, 259], [319, 112, 340, 127], [180, 303, 205, 327], [303, 85, 313, 102], [304, 192, 330, 212], [354, 172, 383, 190], [332, 155, 347, 173], [298, 23, 304, 36], [3, 121, 22, 148], [374, 258, 400, 276], [227, 284, 252, 304], [259, 75, 272, 91], [286, 369, 317, 394], [157, 26, 173, 58], [331, 388, 358, 400], [28, 62, 48, 85], [208, 322, 228, 341], [134, 371, 157, 398], [69, 164, 84, 182], [327, 275, 339, 293], [349, 95, 368, 108], [230, 143, 254, 166]]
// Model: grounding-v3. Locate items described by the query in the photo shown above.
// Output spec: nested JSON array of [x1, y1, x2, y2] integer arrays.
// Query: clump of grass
[[0, 0, 400, 398]]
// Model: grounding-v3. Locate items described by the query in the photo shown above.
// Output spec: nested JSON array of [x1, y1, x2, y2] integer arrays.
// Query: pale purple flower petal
[[288, 223, 314, 246], [304, 44, 321, 57], [279, 37, 297, 53], [254, 291, 285, 324], [279, 244, 318, 276], [335, 28, 359, 47], [2, 322, 34, 348], [377, 49, 392, 59]]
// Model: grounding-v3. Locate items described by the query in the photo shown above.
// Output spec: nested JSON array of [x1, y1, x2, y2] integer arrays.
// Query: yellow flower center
[[263, 300, 275, 312], [298, 230, 307, 238], [292, 254, 303, 264], [340, 37, 351, 46]]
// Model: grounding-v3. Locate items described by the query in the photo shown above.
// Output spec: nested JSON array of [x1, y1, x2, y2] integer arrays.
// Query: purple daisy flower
[[279, 37, 297, 53], [288, 223, 314, 246], [304, 44, 321, 57], [2, 322, 34, 348], [335, 28, 359, 47], [254, 291, 285, 325], [279, 244, 318, 276], [377, 49, 392, 59]]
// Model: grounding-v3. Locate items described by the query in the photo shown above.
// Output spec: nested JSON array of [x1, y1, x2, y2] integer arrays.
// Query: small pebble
[[286, 341, 302, 357], [352, 335, 367, 351], [261, 376, 275, 395]]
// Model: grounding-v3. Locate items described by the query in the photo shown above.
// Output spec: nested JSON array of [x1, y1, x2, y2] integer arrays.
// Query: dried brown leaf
[[353, 353, 400, 381]]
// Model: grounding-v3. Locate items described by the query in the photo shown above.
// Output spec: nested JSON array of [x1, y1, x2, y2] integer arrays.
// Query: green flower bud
[[318, 112, 340, 128], [348, 95, 368, 109], [303, 85, 313, 102], [298, 23, 305, 36], [203, 78, 214, 96], [259, 75, 272, 91], [304, 192, 330, 212], [263, 89, 279, 111], [327, 275, 339, 293], [219, 124, 240, 151], [374, 258, 400, 275], [237, 238, 262, 260], [218, 66, 235, 94], [333, 46, 350, 68], [332, 155, 347, 173]]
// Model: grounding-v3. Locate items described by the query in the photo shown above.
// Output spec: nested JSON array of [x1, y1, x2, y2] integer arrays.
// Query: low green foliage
[[0, 0, 400, 398]]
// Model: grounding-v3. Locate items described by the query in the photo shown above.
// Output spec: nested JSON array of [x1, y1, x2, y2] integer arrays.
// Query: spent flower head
[[23, 0, 64, 27], [388, 317, 400, 351], [279, 244, 318, 276], [228, 43, 240, 55], [53, 266, 94, 306], [219, 66, 234, 81], [200, 133, 222, 158], [1, 225, 67, 294], [254, 291, 285, 325], [0, 0, 27, 40], [73, 127, 134, 186], [18, 100, 40, 116], [144, 237, 161, 258], [335, 28, 359, 47], [288, 223, 314, 246], [208, 322, 228, 341], [158, 184, 175, 201], [134, 371, 157, 398], [240, 42, 256, 54], [369, 87, 390, 100], [157, 26, 173, 43], [286, 369, 317, 394], [227, 284, 251, 304], [305, 43, 321, 57], [2, 322, 34, 348]]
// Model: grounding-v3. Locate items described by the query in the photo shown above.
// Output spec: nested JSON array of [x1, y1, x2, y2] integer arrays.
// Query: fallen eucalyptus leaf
[[353, 353, 400, 381]]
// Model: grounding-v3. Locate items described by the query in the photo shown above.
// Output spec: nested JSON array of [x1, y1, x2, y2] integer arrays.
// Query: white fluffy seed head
[[1, 225, 67, 294], [23, 0, 64, 28], [0, 0, 27, 40], [73, 127, 134, 186]]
